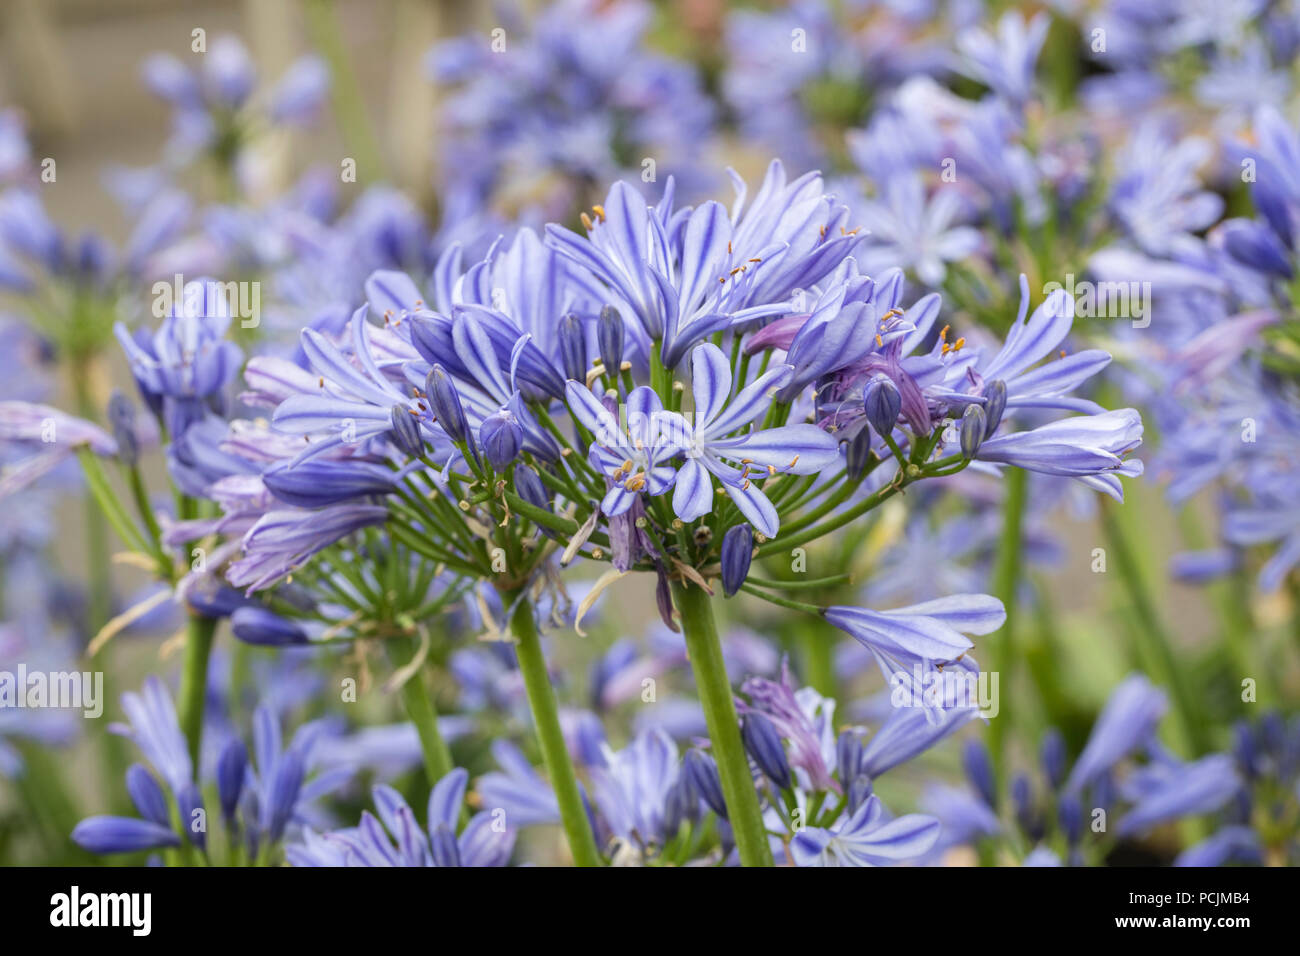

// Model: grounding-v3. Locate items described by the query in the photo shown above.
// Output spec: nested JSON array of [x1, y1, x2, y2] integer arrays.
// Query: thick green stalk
[[177, 614, 218, 775], [1099, 500, 1204, 755], [987, 466, 1026, 786], [507, 594, 602, 866], [673, 582, 774, 867], [71, 367, 112, 632], [390, 636, 454, 785]]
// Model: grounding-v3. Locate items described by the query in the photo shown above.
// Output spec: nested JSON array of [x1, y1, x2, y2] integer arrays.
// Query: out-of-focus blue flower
[[1065, 674, 1167, 794], [1118, 754, 1242, 837], [790, 794, 940, 867], [288, 769, 515, 867]]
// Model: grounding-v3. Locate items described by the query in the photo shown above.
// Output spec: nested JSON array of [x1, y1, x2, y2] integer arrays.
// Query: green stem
[[71, 369, 113, 631], [1099, 500, 1204, 755], [673, 581, 774, 867], [507, 593, 602, 866], [800, 617, 838, 700], [390, 636, 454, 785], [177, 614, 218, 776], [304, 0, 386, 181], [987, 466, 1026, 787]]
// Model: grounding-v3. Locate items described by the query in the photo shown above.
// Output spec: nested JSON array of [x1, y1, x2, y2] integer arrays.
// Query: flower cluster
[[0, 0, 1294, 874]]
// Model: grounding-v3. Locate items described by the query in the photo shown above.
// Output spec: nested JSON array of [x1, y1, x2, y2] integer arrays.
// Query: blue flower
[[790, 794, 940, 867], [1065, 674, 1167, 794], [288, 769, 515, 867], [673, 343, 838, 535], [1118, 754, 1243, 837], [825, 594, 1005, 689]]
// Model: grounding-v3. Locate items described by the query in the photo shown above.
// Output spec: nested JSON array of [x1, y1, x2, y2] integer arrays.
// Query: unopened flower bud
[[230, 606, 309, 647], [426, 365, 468, 443], [597, 305, 624, 375], [847, 775, 874, 815], [479, 411, 523, 470], [863, 376, 901, 439], [683, 749, 728, 819], [963, 738, 997, 809], [837, 729, 864, 783], [389, 404, 424, 458], [1058, 792, 1083, 846], [1040, 728, 1067, 790], [107, 390, 139, 466], [960, 404, 986, 458], [982, 379, 1007, 437], [846, 426, 873, 479], [558, 312, 588, 382], [217, 739, 247, 825], [720, 524, 753, 598], [429, 824, 462, 867], [741, 712, 791, 789]]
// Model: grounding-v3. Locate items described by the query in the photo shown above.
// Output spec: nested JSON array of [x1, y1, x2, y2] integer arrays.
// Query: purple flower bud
[[837, 729, 864, 783], [389, 404, 425, 458], [426, 365, 468, 443], [1040, 728, 1067, 790], [962, 739, 997, 808], [178, 782, 206, 851], [846, 775, 874, 815], [267, 55, 330, 125], [266, 748, 305, 844], [1232, 721, 1258, 779], [429, 823, 462, 867], [72, 816, 180, 854], [1012, 773, 1039, 838], [597, 305, 624, 375], [141, 53, 200, 108], [479, 411, 523, 470], [683, 749, 728, 819], [558, 312, 589, 382], [663, 777, 690, 834], [845, 427, 873, 479], [863, 375, 901, 438], [742, 712, 792, 789], [125, 764, 170, 827], [1057, 792, 1082, 846], [982, 380, 1007, 437], [230, 606, 309, 647], [720, 524, 753, 598], [960, 404, 986, 457], [204, 35, 256, 109], [75, 232, 113, 287], [107, 390, 139, 466], [185, 584, 250, 619], [217, 738, 247, 824], [1221, 219, 1294, 279], [262, 459, 397, 508]]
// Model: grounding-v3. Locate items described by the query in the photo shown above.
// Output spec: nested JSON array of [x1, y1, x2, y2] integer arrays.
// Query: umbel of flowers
[[37, 162, 1142, 867]]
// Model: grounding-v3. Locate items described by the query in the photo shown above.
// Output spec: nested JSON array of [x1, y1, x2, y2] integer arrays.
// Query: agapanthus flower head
[[288, 769, 515, 867], [115, 277, 244, 440], [142, 33, 328, 168], [75, 678, 342, 862]]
